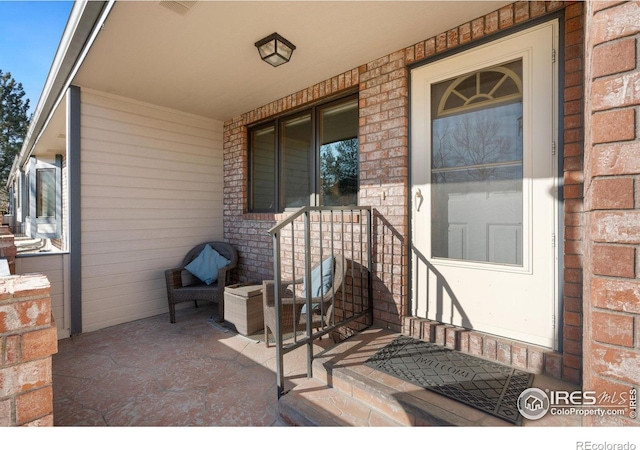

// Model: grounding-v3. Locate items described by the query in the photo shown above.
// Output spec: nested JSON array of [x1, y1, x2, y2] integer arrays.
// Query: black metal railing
[[268, 206, 373, 398]]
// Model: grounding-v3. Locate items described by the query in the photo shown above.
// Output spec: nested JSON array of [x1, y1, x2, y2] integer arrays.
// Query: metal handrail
[[268, 205, 373, 398]]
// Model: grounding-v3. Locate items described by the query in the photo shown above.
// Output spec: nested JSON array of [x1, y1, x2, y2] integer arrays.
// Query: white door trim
[[410, 20, 560, 349]]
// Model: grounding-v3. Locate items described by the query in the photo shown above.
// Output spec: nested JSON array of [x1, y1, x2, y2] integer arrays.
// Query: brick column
[[0, 275, 57, 426], [561, 0, 586, 385], [358, 50, 409, 331], [583, 1, 640, 426], [0, 226, 16, 275]]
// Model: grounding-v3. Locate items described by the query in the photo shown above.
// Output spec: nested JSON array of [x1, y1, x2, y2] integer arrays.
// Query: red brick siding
[[0, 275, 57, 426], [224, 2, 584, 375], [223, 68, 360, 285], [592, 38, 637, 79], [583, 0, 640, 426], [561, 1, 586, 385], [358, 48, 409, 331]]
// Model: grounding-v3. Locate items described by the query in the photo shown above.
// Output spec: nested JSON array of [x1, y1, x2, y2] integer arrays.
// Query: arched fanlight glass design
[[437, 65, 523, 117]]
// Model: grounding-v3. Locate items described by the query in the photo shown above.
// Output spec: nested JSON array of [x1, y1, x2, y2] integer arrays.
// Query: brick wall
[[358, 49, 409, 331], [561, 1, 586, 385], [223, 1, 583, 378], [583, 0, 640, 426], [0, 274, 57, 426], [223, 70, 360, 286]]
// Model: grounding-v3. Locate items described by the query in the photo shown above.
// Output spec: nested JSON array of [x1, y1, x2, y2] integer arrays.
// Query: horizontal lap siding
[[15, 254, 68, 338], [80, 90, 223, 332]]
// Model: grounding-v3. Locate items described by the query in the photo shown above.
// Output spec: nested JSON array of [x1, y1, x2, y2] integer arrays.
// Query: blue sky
[[0, 1, 73, 115]]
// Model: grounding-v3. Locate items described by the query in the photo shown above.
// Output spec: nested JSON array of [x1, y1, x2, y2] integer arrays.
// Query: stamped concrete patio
[[52, 302, 316, 426], [52, 301, 582, 427]]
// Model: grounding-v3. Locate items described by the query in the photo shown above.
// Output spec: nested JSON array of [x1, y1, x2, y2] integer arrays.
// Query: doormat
[[364, 335, 534, 425]]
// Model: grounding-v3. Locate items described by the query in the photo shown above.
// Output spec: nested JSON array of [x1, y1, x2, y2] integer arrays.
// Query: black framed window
[[249, 125, 276, 211], [248, 95, 359, 212]]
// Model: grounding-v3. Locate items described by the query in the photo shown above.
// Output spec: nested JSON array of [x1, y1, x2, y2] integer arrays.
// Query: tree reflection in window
[[248, 95, 358, 212], [320, 138, 358, 206], [430, 59, 524, 265], [318, 99, 359, 207]]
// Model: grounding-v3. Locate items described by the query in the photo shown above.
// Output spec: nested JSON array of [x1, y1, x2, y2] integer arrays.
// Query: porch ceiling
[[72, 0, 510, 122]]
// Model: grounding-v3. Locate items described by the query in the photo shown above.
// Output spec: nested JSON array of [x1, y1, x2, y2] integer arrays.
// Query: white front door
[[410, 21, 559, 349]]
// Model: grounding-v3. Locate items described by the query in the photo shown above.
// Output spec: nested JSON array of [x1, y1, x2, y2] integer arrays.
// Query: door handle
[[415, 188, 423, 212]]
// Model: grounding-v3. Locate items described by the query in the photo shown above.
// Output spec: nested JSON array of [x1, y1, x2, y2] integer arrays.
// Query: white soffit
[[73, 1, 511, 121], [34, 98, 67, 158]]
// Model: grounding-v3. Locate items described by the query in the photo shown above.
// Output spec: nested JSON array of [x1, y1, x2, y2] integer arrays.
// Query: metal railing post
[[272, 230, 285, 399], [268, 205, 376, 398], [304, 209, 313, 378], [366, 208, 373, 325]]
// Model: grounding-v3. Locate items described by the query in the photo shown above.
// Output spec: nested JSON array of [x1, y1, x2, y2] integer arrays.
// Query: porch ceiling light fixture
[[255, 32, 296, 67]]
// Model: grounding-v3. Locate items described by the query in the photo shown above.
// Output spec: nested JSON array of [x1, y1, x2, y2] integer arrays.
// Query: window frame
[[248, 122, 277, 213], [248, 93, 359, 213], [26, 155, 62, 239], [36, 167, 57, 219], [280, 108, 315, 210]]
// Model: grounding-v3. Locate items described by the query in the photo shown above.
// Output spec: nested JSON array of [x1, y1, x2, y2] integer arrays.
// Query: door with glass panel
[[410, 22, 558, 348]]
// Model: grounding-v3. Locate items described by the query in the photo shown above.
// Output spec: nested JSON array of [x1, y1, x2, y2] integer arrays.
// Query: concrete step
[[309, 338, 503, 426], [277, 327, 583, 427], [278, 378, 408, 426], [277, 328, 503, 426]]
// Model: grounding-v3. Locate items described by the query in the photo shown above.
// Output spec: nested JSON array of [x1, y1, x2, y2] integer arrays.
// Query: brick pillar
[[358, 50, 410, 332], [562, 1, 586, 384], [583, 1, 640, 426], [0, 275, 57, 426], [0, 226, 16, 275]]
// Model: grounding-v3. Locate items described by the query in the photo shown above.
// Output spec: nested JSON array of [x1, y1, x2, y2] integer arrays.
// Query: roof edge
[[9, 0, 112, 184]]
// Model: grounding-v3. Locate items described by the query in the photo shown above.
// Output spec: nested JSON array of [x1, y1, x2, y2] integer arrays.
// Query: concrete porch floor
[[52, 302, 313, 426], [52, 301, 582, 428]]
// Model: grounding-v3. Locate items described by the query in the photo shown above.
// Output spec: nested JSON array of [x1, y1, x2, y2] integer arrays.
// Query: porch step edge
[[311, 330, 514, 427], [278, 378, 408, 426], [312, 356, 496, 426]]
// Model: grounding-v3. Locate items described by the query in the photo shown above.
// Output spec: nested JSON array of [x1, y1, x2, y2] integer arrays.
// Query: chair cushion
[[300, 256, 333, 314], [184, 244, 231, 285], [302, 256, 333, 297]]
